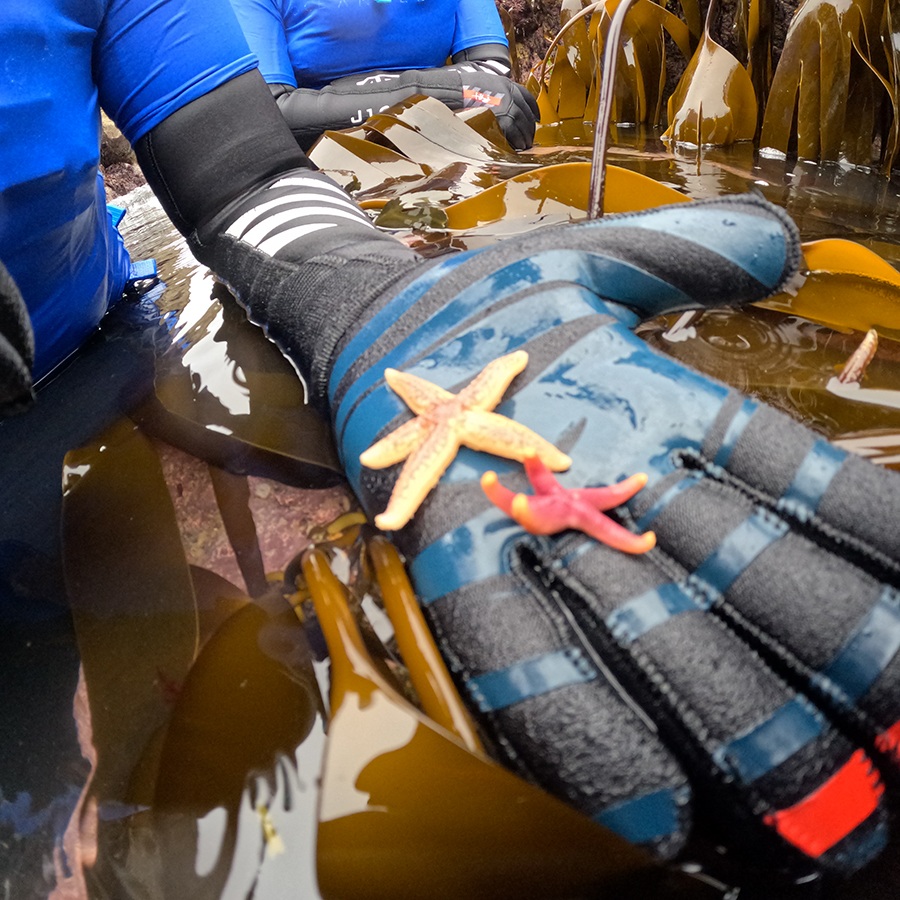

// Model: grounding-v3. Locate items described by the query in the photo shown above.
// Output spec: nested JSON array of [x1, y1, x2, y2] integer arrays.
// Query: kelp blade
[[362, 95, 532, 168], [367, 536, 483, 752], [592, 0, 694, 127], [664, 33, 758, 145], [153, 600, 319, 813], [442, 161, 688, 233], [62, 418, 199, 807], [760, 239, 900, 341], [302, 548, 674, 900], [308, 129, 432, 196], [759, 0, 890, 166]]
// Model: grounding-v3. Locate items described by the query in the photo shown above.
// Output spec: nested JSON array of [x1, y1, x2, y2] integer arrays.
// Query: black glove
[[0, 260, 35, 415], [271, 62, 539, 151], [210, 186, 900, 884]]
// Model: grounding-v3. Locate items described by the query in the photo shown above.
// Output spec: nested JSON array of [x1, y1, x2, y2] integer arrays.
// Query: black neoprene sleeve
[[134, 70, 311, 240], [133, 69, 425, 410]]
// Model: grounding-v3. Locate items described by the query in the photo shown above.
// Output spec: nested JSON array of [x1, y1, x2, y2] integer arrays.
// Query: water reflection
[[607, 130, 900, 264], [638, 306, 900, 449], [0, 186, 346, 899]]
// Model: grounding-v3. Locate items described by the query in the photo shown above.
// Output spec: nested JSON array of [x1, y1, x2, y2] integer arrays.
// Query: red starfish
[[480, 451, 656, 555]]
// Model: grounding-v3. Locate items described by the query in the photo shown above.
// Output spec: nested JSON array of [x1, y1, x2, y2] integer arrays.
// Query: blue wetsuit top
[[229, 0, 509, 90], [0, 0, 257, 380]]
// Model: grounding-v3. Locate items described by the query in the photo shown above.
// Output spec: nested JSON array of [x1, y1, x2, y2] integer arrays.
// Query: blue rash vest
[[229, 0, 509, 90], [0, 0, 257, 380]]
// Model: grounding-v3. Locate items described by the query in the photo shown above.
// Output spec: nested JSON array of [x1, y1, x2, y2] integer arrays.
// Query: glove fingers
[[401, 464, 889, 874], [701, 397, 900, 565], [420, 536, 693, 858], [646, 400, 900, 764], [514, 82, 541, 121], [499, 84, 539, 150], [549, 530, 889, 876]]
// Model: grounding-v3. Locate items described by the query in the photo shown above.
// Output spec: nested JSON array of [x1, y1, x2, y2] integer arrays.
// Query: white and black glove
[[271, 53, 538, 151]]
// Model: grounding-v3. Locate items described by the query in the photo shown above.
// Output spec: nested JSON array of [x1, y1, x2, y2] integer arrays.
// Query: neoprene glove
[[0, 260, 34, 416], [207, 183, 900, 880], [271, 62, 539, 151]]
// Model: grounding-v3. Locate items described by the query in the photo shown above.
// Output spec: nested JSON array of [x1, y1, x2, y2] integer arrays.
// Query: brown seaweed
[[663, 0, 759, 146], [759, 0, 896, 168], [760, 238, 900, 340], [62, 419, 200, 808], [442, 160, 687, 237], [530, 0, 693, 129]]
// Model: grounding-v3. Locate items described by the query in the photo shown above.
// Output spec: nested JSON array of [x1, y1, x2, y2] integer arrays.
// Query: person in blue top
[[228, 0, 540, 149], [3, 0, 900, 892]]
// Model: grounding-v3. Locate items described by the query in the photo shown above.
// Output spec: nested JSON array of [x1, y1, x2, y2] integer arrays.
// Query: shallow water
[[550, 127, 900, 467], [2, 126, 900, 899]]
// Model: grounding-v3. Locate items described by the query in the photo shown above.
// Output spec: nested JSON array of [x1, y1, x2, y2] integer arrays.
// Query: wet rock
[[100, 112, 146, 200], [157, 439, 355, 596], [498, 0, 561, 75], [102, 161, 146, 200], [100, 113, 134, 166]]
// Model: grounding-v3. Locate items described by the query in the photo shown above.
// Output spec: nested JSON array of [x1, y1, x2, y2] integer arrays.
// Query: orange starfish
[[481, 451, 656, 554], [360, 351, 571, 531]]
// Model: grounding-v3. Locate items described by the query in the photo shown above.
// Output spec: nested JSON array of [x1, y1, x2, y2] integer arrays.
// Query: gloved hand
[[270, 62, 539, 151], [0, 260, 35, 416], [210, 188, 900, 881]]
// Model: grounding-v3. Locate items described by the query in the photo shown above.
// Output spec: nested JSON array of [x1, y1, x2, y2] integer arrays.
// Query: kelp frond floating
[[530, 0, 900, 168]]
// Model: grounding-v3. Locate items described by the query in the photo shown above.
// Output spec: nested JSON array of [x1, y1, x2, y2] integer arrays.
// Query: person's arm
[[133, 69, 426, 409], [225, 0, 534, 150], [450, 0, 514, 75], [450, 41, 514, 75], [269, 59, 539, 152], [92, 0, 420, 405]]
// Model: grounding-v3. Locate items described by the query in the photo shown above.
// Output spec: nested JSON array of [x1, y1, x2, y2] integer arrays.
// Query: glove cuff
[[206, 228, 423, 416]]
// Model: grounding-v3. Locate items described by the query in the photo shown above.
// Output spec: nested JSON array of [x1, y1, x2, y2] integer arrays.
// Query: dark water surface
[[2, 128, 900, 899]]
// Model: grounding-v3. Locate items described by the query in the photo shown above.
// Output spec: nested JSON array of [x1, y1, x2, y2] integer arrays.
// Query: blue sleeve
[[229, 0, 297, 87], [451, 0, 509, 56], [95, 0, 259, 143]]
